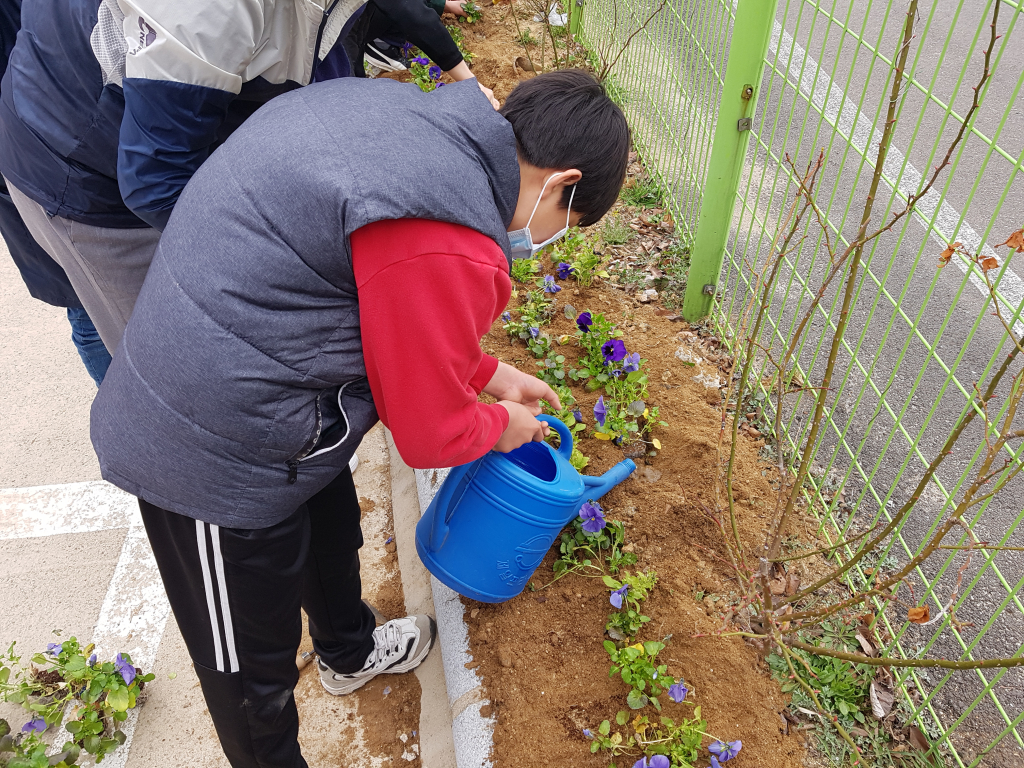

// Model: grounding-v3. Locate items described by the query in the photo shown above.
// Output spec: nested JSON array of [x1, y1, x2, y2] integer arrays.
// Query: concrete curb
[[413, 468, 495, 768]]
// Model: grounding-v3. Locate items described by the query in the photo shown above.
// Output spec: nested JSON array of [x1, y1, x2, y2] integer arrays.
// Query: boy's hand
[[484, 361, 561, 413], [494, 401, 551, 452]]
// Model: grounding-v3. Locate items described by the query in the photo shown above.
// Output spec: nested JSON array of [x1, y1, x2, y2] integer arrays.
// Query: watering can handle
[[537, 414, 574, 461], [427, 462, 473, 554]]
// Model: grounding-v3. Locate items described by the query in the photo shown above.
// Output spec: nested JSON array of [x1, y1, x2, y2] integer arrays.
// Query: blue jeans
[[67, 307, 112, 386]]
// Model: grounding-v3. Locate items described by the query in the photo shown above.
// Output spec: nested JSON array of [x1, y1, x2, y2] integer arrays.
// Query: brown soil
[[470, 292, 810, 768]]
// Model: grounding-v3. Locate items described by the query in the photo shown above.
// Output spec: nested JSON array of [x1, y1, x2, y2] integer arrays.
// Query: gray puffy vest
[[91, 78, 520, 528]]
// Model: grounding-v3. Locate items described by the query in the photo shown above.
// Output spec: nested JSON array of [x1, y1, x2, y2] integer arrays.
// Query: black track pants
[[138, 468, 377, 768]]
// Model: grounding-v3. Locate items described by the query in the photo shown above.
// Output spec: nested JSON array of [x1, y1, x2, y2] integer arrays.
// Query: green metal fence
[[576, 0, 1024, 764]]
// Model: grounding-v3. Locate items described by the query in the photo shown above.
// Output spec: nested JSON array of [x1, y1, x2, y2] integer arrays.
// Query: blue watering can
[[415, 415, 636, 603]]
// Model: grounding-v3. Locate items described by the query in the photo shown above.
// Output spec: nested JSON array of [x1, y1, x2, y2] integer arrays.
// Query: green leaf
[[0, 667, 9, 685], [599, 720, 610, 736], [82, 736, 101, 755], [626, 689, 647, 709], [106, 687, 130, 712], [602, 575, 621, 589], [603, 641, 617, 654], [65, 721, 82, 735], [616, 710, 628, 726]]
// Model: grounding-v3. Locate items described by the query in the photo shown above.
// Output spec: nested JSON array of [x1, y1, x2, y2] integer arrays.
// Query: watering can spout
[[581, 459, 636, 502]]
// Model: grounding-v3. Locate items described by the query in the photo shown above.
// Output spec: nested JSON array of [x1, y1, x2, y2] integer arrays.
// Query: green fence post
[[568, 0, 584, 37], [681, 0, 778, 321]]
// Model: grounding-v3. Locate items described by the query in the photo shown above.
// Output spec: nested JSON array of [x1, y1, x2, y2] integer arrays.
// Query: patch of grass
[[601, 215, 633, 246], [516, 28, 538, 46], [620, 176, 664, 208]]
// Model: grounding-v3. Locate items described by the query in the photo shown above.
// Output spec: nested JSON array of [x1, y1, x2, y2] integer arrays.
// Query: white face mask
[[508, 174, 577, 259]]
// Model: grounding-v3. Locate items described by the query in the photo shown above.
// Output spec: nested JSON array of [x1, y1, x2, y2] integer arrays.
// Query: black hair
[[500, 69, 630, 227]]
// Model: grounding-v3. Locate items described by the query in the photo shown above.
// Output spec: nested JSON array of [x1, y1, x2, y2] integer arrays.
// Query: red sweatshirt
[[352, 218, 512, 469]]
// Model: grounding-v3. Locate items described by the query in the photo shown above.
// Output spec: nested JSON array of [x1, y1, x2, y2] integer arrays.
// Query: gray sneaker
[[318, 615, 436, 696]]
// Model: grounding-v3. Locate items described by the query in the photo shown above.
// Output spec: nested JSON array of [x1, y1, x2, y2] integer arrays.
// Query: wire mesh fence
[[577, 0, 1024, 764]]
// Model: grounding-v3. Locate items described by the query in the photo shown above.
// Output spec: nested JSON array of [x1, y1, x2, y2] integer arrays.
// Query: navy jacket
[[0, 0, 463, 232], [0, 0, 81, 307], [91, 78, 520, 528]]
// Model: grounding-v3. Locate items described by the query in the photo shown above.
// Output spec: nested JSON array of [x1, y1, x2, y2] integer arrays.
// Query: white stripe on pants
[[5, 179, 160, 353]]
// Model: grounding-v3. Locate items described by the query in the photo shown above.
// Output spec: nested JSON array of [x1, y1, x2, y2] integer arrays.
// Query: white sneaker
[[348, 453, 359, 474], [318, 615, 436, 696]]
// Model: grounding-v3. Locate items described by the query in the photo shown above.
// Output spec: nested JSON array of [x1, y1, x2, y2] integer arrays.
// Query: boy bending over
[[91, 69, 629, 768]]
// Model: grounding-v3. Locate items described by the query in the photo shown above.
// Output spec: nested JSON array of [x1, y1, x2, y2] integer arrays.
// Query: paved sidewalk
[[0, 247, 454, 766]]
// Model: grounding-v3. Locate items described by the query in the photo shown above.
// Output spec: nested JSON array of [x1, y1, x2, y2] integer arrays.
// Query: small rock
[[470, 608, 480, 619], [464, 660, 481, 670], [400, 733, 409, 743], [641, 467, 662, 483], [498, 647, 514, 668]]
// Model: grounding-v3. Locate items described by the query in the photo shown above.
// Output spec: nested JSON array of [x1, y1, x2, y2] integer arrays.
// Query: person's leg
[[301, 467, 377, 672], [304, 468, 436, 696], [138, 501, 310, 768], [66, 307, 113, 386], [5, 179, 159, 353]]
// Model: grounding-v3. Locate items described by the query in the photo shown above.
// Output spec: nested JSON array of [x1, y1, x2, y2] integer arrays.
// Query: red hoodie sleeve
[[352, 218, 513, 469]]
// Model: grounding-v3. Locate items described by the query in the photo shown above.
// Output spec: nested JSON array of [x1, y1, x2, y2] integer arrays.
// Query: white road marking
[[0, 481, 170, 768]]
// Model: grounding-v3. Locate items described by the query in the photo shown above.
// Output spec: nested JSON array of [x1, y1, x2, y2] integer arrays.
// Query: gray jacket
[[91, 77, 520, 528]]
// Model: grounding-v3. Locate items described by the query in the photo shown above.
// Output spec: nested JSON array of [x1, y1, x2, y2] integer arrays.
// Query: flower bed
[[468, 261, 809, 767]]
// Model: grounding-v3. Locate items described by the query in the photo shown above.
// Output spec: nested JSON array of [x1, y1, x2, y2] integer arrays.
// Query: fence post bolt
[[681, 0, 779, 321]]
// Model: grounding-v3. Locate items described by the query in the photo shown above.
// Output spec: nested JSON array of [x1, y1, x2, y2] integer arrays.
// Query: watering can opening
[[504, 441, 558, 482]]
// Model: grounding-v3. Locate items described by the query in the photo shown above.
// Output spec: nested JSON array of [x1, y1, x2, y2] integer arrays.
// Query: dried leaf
[[785, 572, 801, 597], [654, 309, 674, 317], [856, 631, 876, 657], [938, 241, 961, 267], [907, 605, 930, 624], [849, 727, 870, 738], [997, 228, 1024, 254], [870, 681, 894, 718], [652, 438, 662, 450], [980, 255, 1000, 271], [907, 725, 930, 752], [769, 578, 787, 596]]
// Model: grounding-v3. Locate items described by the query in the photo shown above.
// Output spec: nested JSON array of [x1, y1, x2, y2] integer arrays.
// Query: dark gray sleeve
[[372, 0, 464, 71]]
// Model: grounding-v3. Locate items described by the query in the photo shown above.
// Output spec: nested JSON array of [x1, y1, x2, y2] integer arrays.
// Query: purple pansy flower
[[594, 395, 607, 427], [582, 728, 593, 739], [528, 326, 540, 338], [115, 653, 136, 686], [88, 653, 97, 667], [710, 759, 722, 768], [602, 338, 627, 363], [622, 352, 641, 373], [543, 275, 561, 293], [412, 56, 429, 65], [428, 65, 442, 80], [668, 681, 688, 703], [435, 81, 445, 87], [401, 42, 414, 56], [501, 311, 511, 322], [46, 642, 62, 656], [578, 501, 606, 534], [22, 718, 47, 734], [572, 408, 583, 422], [632, 757, 669, 768], [708, 740, 742, 762], [556, 262, 574, 280], [610, 584, 628, 609], [576, 311, 593, 333]]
